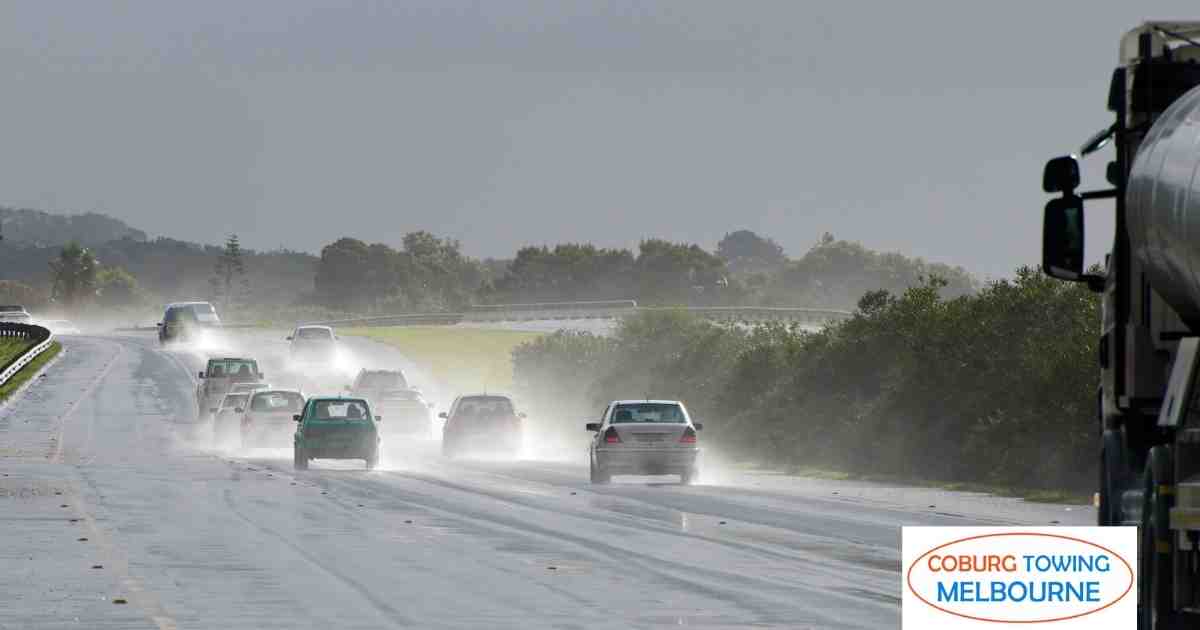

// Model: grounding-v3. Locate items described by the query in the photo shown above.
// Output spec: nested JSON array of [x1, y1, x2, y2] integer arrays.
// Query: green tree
[[95, 266, 143, 309], [717, 229, 787, 274], [315, 237, 371, 310], [49, 242, 98, 310], [211, 234, 247, 311]]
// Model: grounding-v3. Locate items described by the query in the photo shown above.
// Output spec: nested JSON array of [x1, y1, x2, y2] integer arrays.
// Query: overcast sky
[[0, 2, 1193, 278]]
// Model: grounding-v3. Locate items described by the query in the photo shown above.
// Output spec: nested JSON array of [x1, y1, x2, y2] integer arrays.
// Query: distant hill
[[0, 206, 147, 247]]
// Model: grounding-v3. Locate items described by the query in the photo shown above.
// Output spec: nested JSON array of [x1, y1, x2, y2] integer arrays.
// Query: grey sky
[[0, 2, 1191, 278]]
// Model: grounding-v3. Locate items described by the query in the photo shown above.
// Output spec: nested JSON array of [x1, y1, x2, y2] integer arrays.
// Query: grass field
[[343, 326, 543, 393], [0, 341, 62, 402], [0, 337, 35, 366]]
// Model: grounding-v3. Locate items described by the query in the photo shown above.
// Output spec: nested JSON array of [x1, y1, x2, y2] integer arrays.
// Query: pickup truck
[[196, 357, 264, 421]]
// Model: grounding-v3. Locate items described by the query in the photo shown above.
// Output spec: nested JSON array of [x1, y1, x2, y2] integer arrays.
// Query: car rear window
[[309, 400, 371, 421], [455, 397, 515, 418], [610, 403, 686, 424], [360, 372, 407, 389], [207, 360, 258, 378], [251, 392, 304, 412], [221, 393, 249, 409], [296, 328, 332, 340]]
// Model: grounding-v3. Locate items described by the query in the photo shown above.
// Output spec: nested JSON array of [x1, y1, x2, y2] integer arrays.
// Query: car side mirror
[[585, 422, 601, 432], [198, 371, 206, 379], [693, 422, 704, 431], [286, 336, 293, 341], [1043, 195, 1085, 281], [375, 415, 382, 422], [438, 412, 448, 419], [259, 372, 266, 380], [293, 414, 302, 422], [1042, 155, 1080, 193], [156, 322, 163, 327]]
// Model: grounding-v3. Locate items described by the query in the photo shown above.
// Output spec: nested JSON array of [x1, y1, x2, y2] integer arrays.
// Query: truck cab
[[1041, 22, 1200, 627]]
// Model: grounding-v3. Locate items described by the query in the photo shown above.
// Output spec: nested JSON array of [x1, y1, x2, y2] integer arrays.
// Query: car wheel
[[681, 466, 698, 485], [590, 458, 610, 484], [294, 445, 308, 470]]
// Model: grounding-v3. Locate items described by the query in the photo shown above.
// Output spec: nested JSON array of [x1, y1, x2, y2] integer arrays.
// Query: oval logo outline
[[905, 531, 1134, 624]]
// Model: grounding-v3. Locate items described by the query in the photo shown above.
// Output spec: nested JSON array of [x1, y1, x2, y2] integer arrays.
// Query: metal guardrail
[[0, 323, 54, 388], [299, 301, 851, 328]]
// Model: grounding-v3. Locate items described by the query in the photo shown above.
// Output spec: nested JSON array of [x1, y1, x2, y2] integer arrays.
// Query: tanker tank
[[1128, 83, 1200, 327]]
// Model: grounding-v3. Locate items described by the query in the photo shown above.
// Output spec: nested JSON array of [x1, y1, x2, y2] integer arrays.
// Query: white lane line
[[51, 342, 124, 464], [51, 338, 180, 630]]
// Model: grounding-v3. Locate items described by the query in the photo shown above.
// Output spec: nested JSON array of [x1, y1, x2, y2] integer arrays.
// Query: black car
[[158, 302, 221, 345]]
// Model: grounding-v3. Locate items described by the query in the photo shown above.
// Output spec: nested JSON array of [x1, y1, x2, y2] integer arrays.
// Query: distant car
[[241, 389, 306, 448], [0, 305, 32, 323], [212, 392, 251, 446], [41, 319, 81, 335], [288, 325, 338, 363], [348, 369, 410, 402], [441, 394, 524, 459], [158, 301, 221, 345], [373, 388, 436, 438], [196, 357, 264, 421], [587, 400, 702, 485], [293, 397, 381, 470]]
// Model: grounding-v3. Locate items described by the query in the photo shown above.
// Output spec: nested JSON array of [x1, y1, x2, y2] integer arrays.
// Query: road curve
[[0, 334, 1093, 629]]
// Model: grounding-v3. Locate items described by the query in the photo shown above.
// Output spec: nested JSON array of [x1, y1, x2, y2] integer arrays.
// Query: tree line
[[0, 204, 979, 318]]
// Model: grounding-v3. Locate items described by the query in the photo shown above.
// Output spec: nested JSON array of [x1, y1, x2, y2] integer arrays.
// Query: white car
[[212, 392, 251, 446], [587, 400, 702, 485], [240, 389, 306, 448], [0, 305, 32, 323], [41, 319, 81, 335]]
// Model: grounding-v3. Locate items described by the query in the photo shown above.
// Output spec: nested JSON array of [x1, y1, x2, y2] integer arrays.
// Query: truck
[[196, 357, 264, 421], [1041, 22, 1200, 628]]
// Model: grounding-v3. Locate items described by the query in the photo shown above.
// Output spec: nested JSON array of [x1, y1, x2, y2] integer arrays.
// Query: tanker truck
[[1041, 22, 1200, 627]]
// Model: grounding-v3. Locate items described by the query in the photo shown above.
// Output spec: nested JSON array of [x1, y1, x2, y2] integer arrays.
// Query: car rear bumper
[[242, 422, 295, 447], [595, 447, 698, 474]]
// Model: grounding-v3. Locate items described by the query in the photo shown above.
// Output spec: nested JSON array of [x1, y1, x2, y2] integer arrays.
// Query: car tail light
[[604, 427, 621, 444], [679, 427, 697, 444]]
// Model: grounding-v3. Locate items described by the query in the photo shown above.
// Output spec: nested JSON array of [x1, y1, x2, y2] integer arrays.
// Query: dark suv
[[158, 302, 221, 345]]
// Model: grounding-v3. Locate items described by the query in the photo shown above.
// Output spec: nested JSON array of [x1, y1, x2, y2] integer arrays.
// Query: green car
[[293, 397, 381, 470]]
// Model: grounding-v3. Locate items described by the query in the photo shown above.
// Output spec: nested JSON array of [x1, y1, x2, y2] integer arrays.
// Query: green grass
[[343, 326, 544, 393], [0, 342, 62, 402], [0, 337, 36, 365]]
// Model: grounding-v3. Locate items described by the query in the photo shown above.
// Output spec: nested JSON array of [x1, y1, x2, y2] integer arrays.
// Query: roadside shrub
[[512, 266, 1099, 493]]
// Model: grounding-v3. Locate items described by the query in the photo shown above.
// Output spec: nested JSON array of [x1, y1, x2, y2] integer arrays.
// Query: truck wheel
[[294, 445, 308, 470], [1138, 446, 1175, 630]]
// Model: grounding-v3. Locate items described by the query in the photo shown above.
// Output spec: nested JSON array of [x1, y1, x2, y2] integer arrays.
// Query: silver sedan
[[587, 400, 702, 484]]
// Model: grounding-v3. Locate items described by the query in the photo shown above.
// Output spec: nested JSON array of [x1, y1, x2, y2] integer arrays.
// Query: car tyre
[[590, 458, 610, 484], [294, 445, 308, 470], [681, 465, 699, 485]]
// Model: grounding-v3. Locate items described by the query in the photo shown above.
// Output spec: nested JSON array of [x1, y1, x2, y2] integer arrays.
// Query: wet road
[[0, 333, 1093, 629]]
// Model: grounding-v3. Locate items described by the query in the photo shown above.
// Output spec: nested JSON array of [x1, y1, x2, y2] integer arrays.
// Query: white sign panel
[[902, 527, 1136, 629]]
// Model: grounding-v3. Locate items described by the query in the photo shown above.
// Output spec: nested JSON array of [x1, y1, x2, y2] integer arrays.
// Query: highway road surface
[[0, 333, 1093, 629]]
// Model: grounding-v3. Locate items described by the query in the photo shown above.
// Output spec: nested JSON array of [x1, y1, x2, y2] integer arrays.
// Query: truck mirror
[[198, 371, 206, 379], [293, 414, 302, 422], [585, 422, 601, 432], [1042, 155, 1080, 193], [1043, 195, 1085, 280]]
